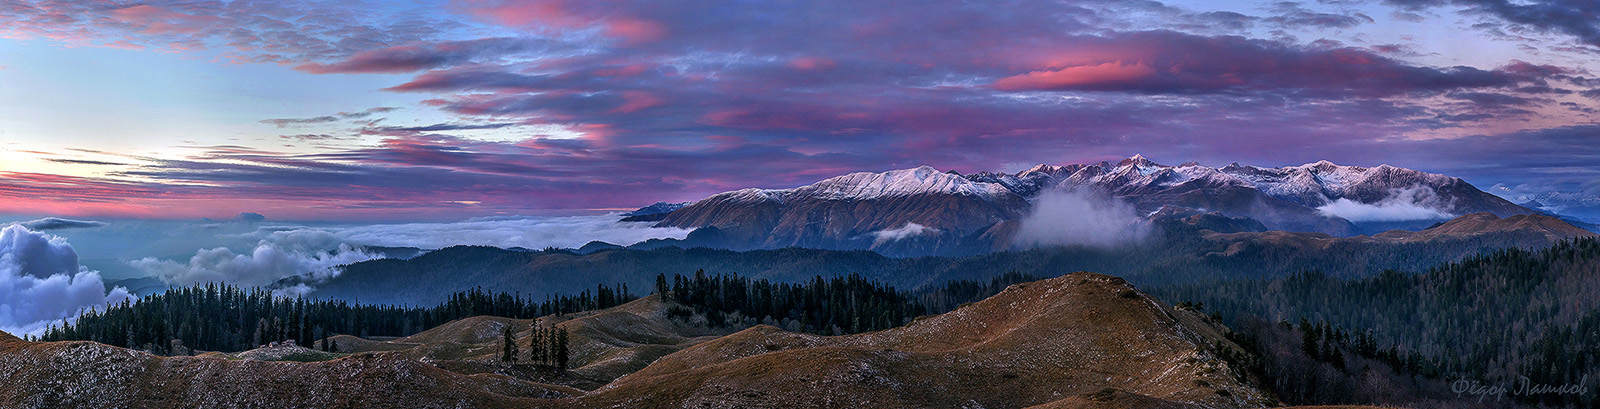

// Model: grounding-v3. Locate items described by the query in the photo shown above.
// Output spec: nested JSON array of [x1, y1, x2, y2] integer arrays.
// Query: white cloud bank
[[129, 240, 380, 288], [327, 215, 694, 250], [1014, 189, 1151, 249], [129, 215, 692, 289], [1316, 186, 1456, 222], [0, 224, 133, 337], [869, 223, 939, 245]]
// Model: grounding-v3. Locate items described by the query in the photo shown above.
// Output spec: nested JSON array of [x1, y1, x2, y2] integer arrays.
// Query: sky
[[2, 0, 1599, 222]]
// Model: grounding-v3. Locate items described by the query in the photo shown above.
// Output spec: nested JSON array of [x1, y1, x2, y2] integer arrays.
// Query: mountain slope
[[569, 272, 1273, 408], [1208, 212, 1593, 257], [0, 334, 562, 408], [1, 272, 1417, 409], [1373, 212, 1596, 241], [1155, 238, 1600, 408], [327, 295, 735, 390]]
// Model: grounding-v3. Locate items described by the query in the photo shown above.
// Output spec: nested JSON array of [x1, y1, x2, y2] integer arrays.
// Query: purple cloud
[[1385, 0, 1600, 47], [3, 0, 1598, 222]]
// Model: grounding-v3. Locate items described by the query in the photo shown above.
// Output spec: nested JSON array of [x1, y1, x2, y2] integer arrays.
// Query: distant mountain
[[1373, 212, 1595, 242], [574, 240, 622, 254], [303, 211, 1572, 306], [355, 245, 426, 260], [981, 156, 1526, 232], [1515, 199, 1600, 234], [619, 201, 691, 222], [643, 156, 1533, 256], [653, 166, 1026, 256], [1201, 212, 1592, 263]]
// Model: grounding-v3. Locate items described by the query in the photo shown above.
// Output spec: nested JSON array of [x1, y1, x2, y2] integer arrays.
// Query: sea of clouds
[[0, 215, 690, 336], [128, 215, 693, 288]]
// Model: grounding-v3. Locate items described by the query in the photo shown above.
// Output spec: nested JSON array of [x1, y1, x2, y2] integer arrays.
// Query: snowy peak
[[1117, 154, 1159, 168], [624, 202, 691, 217], [705, 188, 786, 204], [793, 165, 1015, 201]]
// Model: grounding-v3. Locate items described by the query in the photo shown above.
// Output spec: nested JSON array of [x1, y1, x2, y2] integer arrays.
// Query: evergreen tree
[[556, 327, 569, 371], [527, 325, 543, 366], [655, 274, 671, 301], [501, 323, 518, 364]]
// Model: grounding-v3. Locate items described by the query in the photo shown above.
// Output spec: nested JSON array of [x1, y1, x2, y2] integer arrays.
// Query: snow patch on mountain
[[624, 202, 691, 217], [1000, 156, 1472, 210], [712, 188, 787, 204], [796, 166, 1013, 201], [701, 166, 1019, 205], [1315, 186, 1456, 222]]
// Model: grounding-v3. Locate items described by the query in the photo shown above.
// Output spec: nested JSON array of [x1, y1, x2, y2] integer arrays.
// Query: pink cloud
[[611, 91, 664, 113], [992, 62, 1161, 91], [788, 57, 837, 71], [603, 18, 667, 45], [465, 0, 667, 44], [109, 5, 222, 35], [0, 0, 456, 65]]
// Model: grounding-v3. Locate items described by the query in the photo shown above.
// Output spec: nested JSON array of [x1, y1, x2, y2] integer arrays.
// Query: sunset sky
[[2, 0, 1598, 221]]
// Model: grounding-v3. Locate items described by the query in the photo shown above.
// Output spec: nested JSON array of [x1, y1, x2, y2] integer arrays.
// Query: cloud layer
[[126, 215, 692, 289], [321, 215, 693, 250], [129, 241, 379, 288], [1317, 187, 1457, 222], [0, 224, 133, 337], [869, 223, 938, 246], [1013, 190, 1152, 249]]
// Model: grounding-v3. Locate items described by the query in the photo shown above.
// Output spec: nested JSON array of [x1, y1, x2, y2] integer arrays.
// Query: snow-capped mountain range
[[971, 155, 1479, 211], [639, 156, 1533, 256]]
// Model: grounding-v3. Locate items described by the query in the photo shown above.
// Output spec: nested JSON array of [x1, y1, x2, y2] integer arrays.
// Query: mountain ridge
[[304, 211, 1590, 306], [642, 156, 1533, 256]]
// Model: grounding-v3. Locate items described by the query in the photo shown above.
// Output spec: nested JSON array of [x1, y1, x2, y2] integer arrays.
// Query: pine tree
[[556, 327, 569, 371], [526, 325, 543, 366], [501, 323, 518, 364]]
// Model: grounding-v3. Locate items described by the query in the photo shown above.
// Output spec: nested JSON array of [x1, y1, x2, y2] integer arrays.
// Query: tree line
[[39, 265, 1054, 360], [1156, 238, 1600, 408], [655, 270, 928, 334], [38, 282, 636, 353]]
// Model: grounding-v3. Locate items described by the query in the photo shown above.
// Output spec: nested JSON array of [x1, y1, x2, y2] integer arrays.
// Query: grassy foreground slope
[[3, 273, 1401, 409]]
